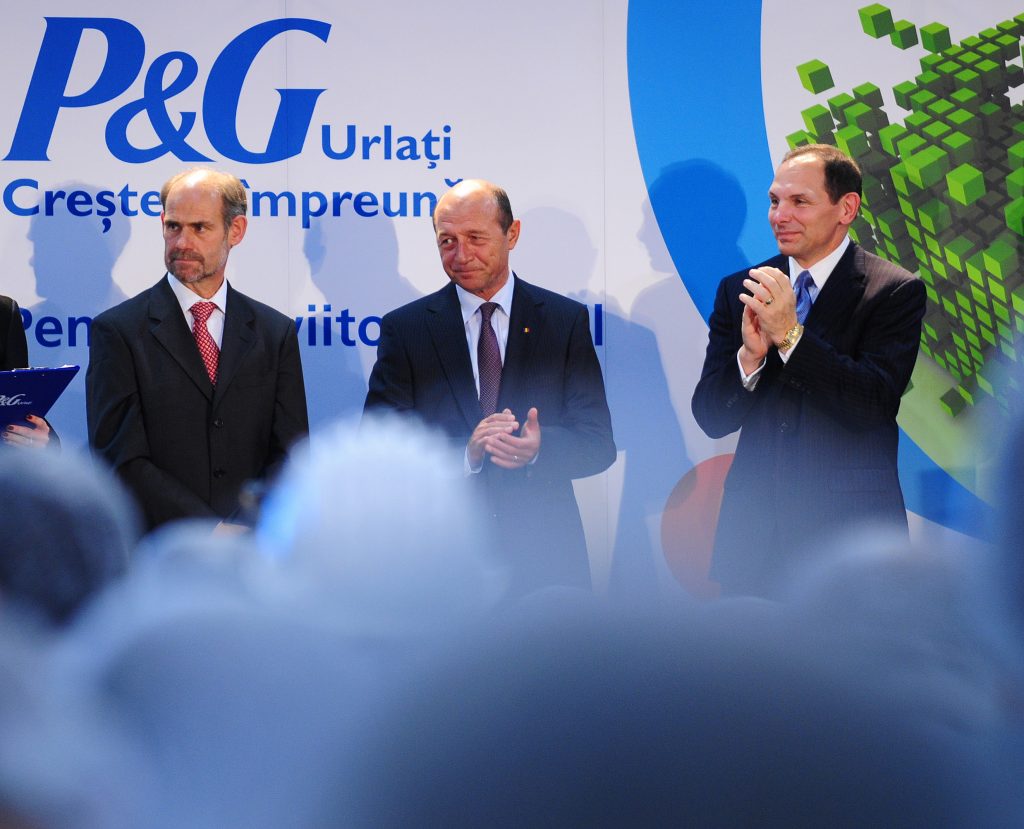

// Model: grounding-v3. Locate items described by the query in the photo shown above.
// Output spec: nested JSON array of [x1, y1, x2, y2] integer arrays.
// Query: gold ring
[[764, 297, 774, 306]]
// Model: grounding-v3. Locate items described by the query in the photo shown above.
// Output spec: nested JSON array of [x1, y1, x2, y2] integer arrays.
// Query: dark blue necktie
[[794, 270, 816, 324], [478, 302, 502, 416]]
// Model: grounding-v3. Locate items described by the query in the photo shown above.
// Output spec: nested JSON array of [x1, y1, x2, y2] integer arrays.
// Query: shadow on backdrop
[[302, 215, 421, 430], [24, 184, 132, 449], [634, 161, 750, 597], [515, 206, 685, 598]]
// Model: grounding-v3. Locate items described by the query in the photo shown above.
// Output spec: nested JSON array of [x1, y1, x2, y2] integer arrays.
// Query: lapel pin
[[523, 327, 530, 334]]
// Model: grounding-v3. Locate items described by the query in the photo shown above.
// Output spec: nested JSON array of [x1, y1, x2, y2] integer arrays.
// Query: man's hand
[[739, 266, 799, 347], [2, 415, 51, 450], [468, 409, 519, 468], [487, 407, 541, 470], [738, 304, 771, 374]]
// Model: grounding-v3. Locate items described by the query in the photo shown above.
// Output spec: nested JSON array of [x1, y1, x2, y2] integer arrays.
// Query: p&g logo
[[4, 17, 331, 164]]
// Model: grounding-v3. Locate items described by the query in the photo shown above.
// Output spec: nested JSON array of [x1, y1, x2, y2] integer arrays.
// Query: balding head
[[161, 169, 247, 231]]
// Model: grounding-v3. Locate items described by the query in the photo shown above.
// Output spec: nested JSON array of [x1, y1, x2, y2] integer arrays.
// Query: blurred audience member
[[0, 449, 136, 625], [345, 603, 1013, 827], [0, 623, 148, 829], [783, 526, 1023, 736], [258, 416, 503, 629]]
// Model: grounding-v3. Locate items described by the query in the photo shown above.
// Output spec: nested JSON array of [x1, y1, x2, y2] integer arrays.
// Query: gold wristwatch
[[778, 323, 804, 353]]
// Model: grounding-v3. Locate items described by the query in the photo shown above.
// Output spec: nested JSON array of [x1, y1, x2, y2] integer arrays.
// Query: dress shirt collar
[[788, 234, 850, 291], [167, 272, 229, 317], [455, 272, 515, 324]]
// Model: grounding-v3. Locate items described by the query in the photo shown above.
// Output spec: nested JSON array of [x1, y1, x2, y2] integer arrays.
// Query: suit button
[[779, 421, 789, 432], [213, 418, 224, 428], [213, 468, 226, 478]]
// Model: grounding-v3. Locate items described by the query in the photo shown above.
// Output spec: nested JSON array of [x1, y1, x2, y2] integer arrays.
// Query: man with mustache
[[87, 169, 308, 530], [692, 144, 926, 598]]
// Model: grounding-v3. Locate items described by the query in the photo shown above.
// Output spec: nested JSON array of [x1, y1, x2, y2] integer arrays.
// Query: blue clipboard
[[0, 365, 80, 429]]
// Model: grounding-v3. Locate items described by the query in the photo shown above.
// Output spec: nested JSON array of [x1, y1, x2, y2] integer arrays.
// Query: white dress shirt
[[167, 272, 228, 349]]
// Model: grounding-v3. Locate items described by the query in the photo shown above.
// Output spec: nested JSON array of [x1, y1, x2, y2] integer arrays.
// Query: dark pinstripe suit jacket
[[364, 276, 616, 594], [692, 243, 926, 597], [87, 277, 308, 529]]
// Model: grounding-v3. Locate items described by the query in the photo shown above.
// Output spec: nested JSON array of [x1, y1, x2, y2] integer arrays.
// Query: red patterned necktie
[[478, 302, 502, 416], [190, 301, 220, 385]]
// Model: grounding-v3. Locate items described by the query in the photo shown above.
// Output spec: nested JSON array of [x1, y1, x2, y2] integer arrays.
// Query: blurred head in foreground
[[344, 602, 1013, 827], [257, 416, 503, 630], [0, 448, 136, 625]]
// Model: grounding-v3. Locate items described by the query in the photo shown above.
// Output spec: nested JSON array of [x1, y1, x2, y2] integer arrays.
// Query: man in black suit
[[87, 169, 308, 530], [364, 179, 615, 594], [692, 144, 926, 598]]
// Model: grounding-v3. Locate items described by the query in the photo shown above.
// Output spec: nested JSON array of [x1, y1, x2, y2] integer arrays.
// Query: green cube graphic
[[954, 68, 983, 95], [852, 82, 884, 108], [919, 198, 952, 234], [877, 123, 907, 155], [950, 88, 980, 111], [786, 130, 814, 149], [1008, 168, 1024, 198], [893, 80, 917, 109], [983, 237, 1019, 279], [859, 3, 895, 38], [1006, 197, 1024, 236], [836, 125, 869, 157], [891, 20, 918, 49], [798, 59, 834, 94], [946, 164, 985, 205], [925, 28, 953, 50], [945, 236, 976, 271], [827, 92, 856, 124], [1009, 140, 1024, 168], [801, 104, 834, 137], [904, 146, 951, 188], [789, 8, 1024, 416], [941, 131, 975, 165]]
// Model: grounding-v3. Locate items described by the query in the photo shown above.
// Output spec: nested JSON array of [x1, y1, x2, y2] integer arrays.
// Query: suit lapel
[[425, 283, 480, 430], [214, 284, 257, 406], [805, 243, 866, 337], [498, 276, 542, 414], [147, 277, 214, 400]]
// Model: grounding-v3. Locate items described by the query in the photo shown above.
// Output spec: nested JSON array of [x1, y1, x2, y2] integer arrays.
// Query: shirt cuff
[[737, 350, 765, 391]]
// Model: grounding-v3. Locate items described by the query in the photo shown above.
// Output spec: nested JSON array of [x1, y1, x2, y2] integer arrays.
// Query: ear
[[228, 214, 248, 247], [506, 218, 521, 250], [838, 192, 861, 226]]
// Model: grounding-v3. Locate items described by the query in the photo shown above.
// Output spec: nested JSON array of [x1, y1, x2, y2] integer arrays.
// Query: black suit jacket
[[1, 295, 28, 370], [364, 276, 616, 593], [87, 277, 308, 529], [692, 243, 926, 597]]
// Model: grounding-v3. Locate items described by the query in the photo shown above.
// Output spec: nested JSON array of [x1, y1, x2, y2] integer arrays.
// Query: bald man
[[87, 169, 308, 530], [365, 180, 615, 594]]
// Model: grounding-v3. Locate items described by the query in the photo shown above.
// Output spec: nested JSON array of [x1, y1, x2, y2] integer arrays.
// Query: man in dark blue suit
[[692, 144, 926, 598], [87, 169, 308, 530], [365, 180, 615, 594]]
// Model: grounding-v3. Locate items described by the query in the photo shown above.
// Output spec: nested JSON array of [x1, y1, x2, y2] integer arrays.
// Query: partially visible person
[[1, 294, 54, 450], [364, 179, 615, 595], [0, 622, 150, 829], [86, 169, 308, 531], [0, 448, 136, 625], [692, 144, 926, 598], [345, 602, 1011, 827]]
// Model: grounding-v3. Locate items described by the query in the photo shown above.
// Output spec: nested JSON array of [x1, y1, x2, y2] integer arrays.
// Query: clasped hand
[[468, 407, 541, 470], [738, 266, 799, 372]]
